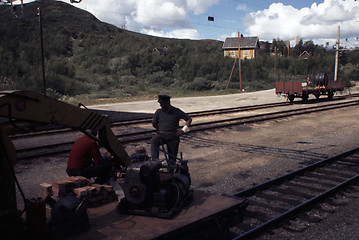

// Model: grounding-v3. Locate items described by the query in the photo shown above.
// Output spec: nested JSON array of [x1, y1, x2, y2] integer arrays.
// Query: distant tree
[[293, 39, 304, 57], [271, 39, 278, 53], [303, 40, 316, 54], [347, 49, 359, 65]]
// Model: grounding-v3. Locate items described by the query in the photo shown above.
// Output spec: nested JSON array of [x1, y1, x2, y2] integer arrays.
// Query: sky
[[7, 0, 359, 48]]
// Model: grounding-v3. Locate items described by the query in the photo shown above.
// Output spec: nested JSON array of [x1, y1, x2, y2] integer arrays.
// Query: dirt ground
[[14, 91, 359, 239]]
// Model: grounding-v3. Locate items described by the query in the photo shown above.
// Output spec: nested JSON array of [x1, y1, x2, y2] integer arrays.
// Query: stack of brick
[[73, 184, 118, 207], [67, 176, 92, 188], [40, 176, 91, 199], [39, 176, 118, 207]]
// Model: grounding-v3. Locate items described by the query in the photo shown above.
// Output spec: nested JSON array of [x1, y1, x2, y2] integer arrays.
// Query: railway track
[[154, 147, 359, 240], [9, 92, 359, 139], [10, 94, 359, 239], [228, 147, 359, 239], [10, 101, 290, 140], [13, 101, 291, 159], [15, 99, 359, 160], [12, 101, 290, 159]]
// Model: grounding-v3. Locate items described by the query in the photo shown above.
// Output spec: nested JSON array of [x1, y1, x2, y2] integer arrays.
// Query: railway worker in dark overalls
[[67, 130, 113, 184], [150, 95, 192, 165]]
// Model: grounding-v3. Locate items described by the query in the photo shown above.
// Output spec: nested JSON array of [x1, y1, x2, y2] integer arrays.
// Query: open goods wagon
[[276, 73, 344, 103]]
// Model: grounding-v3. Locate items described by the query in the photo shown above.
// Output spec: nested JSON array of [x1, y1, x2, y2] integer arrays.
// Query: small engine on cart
[[117, 152, 193, 219]]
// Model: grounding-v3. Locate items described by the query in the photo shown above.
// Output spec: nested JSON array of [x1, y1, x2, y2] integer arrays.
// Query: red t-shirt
[[67, 135, 103, 169]]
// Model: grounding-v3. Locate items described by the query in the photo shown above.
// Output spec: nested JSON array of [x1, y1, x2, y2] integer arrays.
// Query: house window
[[228, 51, 236, 57], [243, 50, 250, 57]]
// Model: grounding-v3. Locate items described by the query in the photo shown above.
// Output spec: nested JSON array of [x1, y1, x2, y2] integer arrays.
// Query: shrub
[[186, 77, 212, 91]]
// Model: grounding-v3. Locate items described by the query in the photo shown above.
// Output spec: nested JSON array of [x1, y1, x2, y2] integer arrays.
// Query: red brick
[[39, 183, 52, 199], [73, 187, 88, 198]]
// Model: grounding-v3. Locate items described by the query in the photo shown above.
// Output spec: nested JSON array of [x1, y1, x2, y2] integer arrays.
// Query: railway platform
[[68, 190, 247, 240], [89, 89, 284, 115], [88, 88, 355, 122]]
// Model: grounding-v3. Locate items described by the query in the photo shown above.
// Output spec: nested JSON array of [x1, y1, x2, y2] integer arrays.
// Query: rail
[[231, 147, 359, 239]]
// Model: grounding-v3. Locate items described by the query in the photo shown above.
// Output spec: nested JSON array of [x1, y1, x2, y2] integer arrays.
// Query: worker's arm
[[91, 141, 104, 165], [152, 110, 159, 129], [176, 116, 192, 136], [185, 117, 192, 127]]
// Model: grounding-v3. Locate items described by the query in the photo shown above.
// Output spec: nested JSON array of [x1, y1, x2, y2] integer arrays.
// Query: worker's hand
[[176, 129, 184, 136]]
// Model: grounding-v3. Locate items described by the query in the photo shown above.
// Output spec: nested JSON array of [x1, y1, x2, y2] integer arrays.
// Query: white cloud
[[135, 1, 189, 30], [17, 0, 359, 45], [187, 0, 219, 15], [62, 0, 215, 39], [66, 0, 139, 30], [243, 0, 359, 45], [141, 28, 200, 39], [236, 3, 247, 12]]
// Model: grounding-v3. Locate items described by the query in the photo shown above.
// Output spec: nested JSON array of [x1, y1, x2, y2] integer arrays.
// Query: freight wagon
[[276, 73, 344, 103]]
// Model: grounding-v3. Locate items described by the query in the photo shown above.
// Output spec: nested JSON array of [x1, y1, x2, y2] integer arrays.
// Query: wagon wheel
[[302, 94, 309, 102], [314, 93, 320, 99], [328, 91, 334, 100], [288, 94, 295, 103]]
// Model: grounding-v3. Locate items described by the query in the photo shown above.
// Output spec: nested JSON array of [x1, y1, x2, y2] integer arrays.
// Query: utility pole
[[226, 31, 242, 91], [38, 7, 46, 96], [334, 25, 340, 81], [226, 58, 236, 90], [274, 47, 277, 71], [238, 31, 242, 91]]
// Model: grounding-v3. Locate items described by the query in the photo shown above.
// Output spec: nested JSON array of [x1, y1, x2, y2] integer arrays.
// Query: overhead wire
[[0, 1, 265, 34], [74, 6, 240, 31], [1, 0, 246, 30]]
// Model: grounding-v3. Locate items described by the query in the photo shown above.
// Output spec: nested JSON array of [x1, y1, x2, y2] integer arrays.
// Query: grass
[[63, 87, 254, 106]]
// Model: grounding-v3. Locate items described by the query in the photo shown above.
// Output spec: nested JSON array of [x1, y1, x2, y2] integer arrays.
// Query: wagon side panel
[[327, 80, 344, 91], [275, 82, 303, 95]]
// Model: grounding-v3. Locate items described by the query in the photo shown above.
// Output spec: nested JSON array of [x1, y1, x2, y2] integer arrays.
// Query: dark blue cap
[[158, 94, 171, 103]]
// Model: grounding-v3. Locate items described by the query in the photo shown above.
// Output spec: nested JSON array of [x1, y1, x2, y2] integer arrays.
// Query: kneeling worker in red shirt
[[66, 130, 113, 184]]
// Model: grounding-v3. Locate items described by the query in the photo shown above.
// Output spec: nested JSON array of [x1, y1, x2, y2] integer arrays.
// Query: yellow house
[[222, 36, 260, 59]]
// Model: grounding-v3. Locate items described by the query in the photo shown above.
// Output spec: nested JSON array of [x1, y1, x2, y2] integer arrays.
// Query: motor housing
[[117, 159, 192, 219]]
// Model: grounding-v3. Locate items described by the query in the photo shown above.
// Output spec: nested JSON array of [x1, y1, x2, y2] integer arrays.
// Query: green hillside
[[1, 0, 358, 104]]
